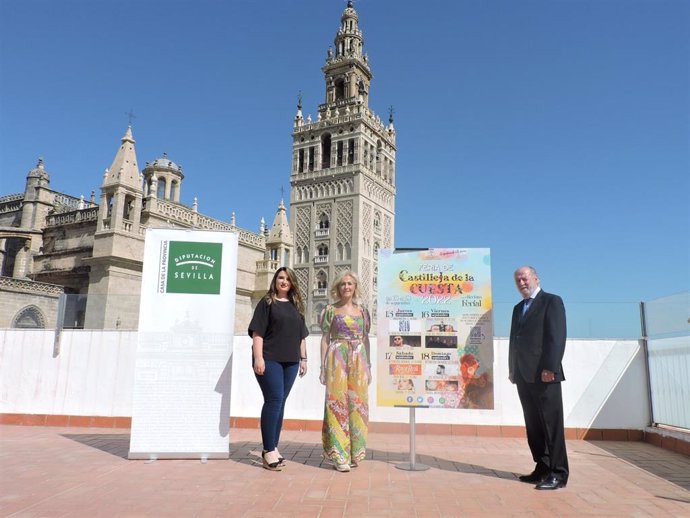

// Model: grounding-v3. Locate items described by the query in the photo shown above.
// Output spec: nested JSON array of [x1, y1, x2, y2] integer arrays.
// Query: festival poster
[[377, 248, 494, 409]]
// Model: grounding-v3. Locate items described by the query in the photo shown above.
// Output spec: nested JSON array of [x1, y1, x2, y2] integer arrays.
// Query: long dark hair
[[265, 267, 305, 316]]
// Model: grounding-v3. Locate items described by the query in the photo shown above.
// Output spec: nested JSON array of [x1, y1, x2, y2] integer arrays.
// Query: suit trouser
[[516, 376, 569, 481]]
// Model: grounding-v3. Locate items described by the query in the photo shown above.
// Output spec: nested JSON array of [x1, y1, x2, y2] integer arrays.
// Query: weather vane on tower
[[125, 109, 137, 126]]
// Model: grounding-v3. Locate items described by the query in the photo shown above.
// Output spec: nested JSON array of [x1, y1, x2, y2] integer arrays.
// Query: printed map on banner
[[377, 248, 494, 409]]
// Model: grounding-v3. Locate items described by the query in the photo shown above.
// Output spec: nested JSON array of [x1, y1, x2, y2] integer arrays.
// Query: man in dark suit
[[509, 266, 569, 490]]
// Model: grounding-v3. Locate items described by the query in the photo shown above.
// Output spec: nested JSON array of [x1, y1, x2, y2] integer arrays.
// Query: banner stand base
[[395, 406, 430, 471]]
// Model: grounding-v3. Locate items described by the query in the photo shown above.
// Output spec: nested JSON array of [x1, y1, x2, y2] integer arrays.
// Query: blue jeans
[[254, 360, 299, 452]]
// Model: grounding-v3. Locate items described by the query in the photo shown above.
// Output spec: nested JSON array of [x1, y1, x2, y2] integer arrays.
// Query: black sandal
[[276, 450, 285, 466], [262, 450, 282, 471]]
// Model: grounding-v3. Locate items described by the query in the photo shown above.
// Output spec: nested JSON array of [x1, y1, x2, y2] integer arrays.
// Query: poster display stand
[[395, 406, 430, 471]]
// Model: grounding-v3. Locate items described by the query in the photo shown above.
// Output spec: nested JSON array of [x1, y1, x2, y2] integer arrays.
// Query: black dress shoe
[[535, 475, 567, 490], [518, 468, 549, 483]]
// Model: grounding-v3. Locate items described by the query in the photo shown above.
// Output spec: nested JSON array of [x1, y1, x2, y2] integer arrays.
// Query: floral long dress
[[320, 304, 371, 465]]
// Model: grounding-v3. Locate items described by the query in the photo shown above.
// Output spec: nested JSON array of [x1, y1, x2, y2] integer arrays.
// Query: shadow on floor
[[61, 433, 520, 481], [586, 440, 690, 494], [62, 433, 131, 459]]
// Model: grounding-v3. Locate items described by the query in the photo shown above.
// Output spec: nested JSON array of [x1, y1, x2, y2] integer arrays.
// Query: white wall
[[0, 330, 650, 429]]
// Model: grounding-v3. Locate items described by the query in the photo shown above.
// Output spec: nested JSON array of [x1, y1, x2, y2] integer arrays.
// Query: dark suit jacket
[[508, 290, 567, 384]]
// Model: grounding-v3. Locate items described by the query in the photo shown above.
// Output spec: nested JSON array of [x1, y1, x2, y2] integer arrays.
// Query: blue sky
[[1, 0, 688, 335]]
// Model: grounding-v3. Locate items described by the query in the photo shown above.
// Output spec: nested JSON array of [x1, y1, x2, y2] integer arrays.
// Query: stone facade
[[0, 2, 394, 333], [0, 277, 62, 328]]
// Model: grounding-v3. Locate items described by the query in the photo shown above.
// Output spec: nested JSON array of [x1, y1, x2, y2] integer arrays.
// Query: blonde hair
[[330, 270, 362, 303]]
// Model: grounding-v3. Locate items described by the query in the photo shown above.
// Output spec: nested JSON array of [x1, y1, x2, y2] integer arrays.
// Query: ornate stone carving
[[384, 214, 393, 248], [295, 206, 311, 249], [360, 258, 371, 307], [295, 267, 309, 306], [0, 276, 64, 296], [335, 200, 353, 247]]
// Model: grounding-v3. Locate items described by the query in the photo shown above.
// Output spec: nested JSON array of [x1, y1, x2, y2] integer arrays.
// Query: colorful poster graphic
[[377, 248, 494, 409]]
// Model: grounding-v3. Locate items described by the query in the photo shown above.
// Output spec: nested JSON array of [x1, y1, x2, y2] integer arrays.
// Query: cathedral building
[[0, 130, 292, 333], [0, 1, 394, 332]]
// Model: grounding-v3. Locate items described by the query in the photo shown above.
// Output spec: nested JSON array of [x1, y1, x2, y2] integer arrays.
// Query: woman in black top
[[248, 267, 309, 470]]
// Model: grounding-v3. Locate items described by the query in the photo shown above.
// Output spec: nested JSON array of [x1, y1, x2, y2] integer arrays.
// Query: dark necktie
[[521, 298, 532, 320]]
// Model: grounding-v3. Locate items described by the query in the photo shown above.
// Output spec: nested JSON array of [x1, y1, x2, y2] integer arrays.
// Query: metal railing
[[641, 291, 690, 430]]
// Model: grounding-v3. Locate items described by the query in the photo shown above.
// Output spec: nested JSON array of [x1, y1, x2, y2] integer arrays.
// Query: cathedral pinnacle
[[102, 127, 141, 190]]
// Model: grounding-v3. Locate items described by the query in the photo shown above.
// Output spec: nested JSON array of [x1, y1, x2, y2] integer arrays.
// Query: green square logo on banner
[[166, 241, 223, 294]]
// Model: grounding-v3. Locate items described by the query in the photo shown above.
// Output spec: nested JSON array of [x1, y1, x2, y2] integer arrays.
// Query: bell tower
[[84, 126, 145, 329], [290, 1, 396, 329]]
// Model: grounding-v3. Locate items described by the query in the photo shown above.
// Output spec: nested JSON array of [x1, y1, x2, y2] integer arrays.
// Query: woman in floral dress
[[319, 271, 371, 472]]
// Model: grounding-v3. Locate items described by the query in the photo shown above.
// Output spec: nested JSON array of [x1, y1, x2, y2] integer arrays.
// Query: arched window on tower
[[316, 270, 328, 290], [123, 195, 134, 221], [348, 138, 355, 164], [157, 177, 166, 199], [335, 79, 345, 101], [318, 244, 329, 257], [319, 213, 330, 229], [170, 180, 178, 202], [337, 141, 344, 166], [376, 141, 383, 176], [344, 243, 351, 260], [337, 243, 344, 261], [321, 134, 331, 169]]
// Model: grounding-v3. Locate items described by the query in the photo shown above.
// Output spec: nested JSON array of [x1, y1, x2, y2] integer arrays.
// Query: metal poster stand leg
[[396, 407, 430, 471]]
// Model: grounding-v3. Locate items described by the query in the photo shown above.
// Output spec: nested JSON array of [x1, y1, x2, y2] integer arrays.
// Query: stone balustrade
[[46, 207, 99, 227], [148, 198, 265, 249]]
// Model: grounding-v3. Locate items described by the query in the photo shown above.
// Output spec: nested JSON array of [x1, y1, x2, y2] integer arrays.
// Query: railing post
[[53, 293, 67, 357], [639, 301, 655, 426]]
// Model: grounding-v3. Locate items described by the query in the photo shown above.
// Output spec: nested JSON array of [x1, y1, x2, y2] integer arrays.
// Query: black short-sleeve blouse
[[248, 298, 309, 362]]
